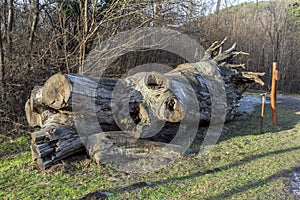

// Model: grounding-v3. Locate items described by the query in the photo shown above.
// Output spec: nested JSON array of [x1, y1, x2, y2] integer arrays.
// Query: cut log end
[[25, 99, 42, 128], [42, 73, 72, 110]]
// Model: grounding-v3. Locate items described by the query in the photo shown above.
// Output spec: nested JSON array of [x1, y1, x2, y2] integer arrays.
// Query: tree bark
[[28, 0, 40, 67], [0, 15, 5, 97], [7, 0, 13, 56]]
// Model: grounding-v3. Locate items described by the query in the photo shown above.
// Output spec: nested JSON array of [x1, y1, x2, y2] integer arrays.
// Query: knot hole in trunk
[[166, 98, 176, 111], [145, 72, 169, 90]]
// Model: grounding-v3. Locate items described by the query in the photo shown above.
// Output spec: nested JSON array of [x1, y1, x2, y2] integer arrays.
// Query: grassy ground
[[0, 101, 299, 199]]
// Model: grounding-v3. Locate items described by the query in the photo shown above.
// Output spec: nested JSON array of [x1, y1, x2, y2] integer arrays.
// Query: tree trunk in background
[[78, 0, 89, 75], [215, 0, 221, 26], [0, 16, 4, 97], [7, 0, 13, 56], [28, 0, 40, 67]]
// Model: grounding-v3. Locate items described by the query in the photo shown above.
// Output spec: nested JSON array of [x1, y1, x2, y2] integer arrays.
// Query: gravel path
[[238, 94, 300, 114], [291, 168, 300, 199], [238, 95, 269, 113]]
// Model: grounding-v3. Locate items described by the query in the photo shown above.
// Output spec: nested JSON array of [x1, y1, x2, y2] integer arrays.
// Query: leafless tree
[[0, 15, 4, 97], [6, 0, 13, 56]]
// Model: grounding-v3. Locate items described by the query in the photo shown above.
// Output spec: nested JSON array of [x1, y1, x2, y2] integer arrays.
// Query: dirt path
[[277, 95, 300, 112]]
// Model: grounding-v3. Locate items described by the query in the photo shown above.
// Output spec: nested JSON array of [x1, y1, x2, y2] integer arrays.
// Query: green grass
[[0, 104, 299, 199]]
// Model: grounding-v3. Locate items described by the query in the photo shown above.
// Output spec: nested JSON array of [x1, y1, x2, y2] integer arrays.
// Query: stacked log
[[25, 40, 265, 170]]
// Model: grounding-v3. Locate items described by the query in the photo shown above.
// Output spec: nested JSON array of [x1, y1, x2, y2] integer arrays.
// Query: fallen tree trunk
[[26, 40, 265, 170], [41, 73, 184, 123], [39, 41, 264, 136]]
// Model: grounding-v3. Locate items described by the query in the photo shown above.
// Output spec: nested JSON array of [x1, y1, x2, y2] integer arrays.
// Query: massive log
[[39, 41, 264, 136], [27, 40, 265, 170], [41, 74, 132, 131], [40, 73, 185, 134]]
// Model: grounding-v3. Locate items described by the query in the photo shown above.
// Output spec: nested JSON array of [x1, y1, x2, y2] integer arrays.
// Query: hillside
[[182, 0, 300, 93]]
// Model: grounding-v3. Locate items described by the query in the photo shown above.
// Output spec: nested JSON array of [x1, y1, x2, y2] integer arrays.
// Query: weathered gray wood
[[42, 73, 117, 110], [30, 125, 183, 170], [41, 111, 74, 128], [87, 131, 182, 173], [40, 73, 185, 134], [30, 123, 85, 170]]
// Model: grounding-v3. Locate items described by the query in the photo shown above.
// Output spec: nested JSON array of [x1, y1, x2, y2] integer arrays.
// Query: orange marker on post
[[270, 62, 278, 126]]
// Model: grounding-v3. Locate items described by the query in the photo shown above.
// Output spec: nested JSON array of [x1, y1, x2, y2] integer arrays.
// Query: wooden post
[[260, 93, 266, 133], [270, 62, 278, 126]]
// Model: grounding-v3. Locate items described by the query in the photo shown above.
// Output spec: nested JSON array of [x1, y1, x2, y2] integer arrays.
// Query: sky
[[197, 0, 261, 16], [216, 0, 259, 9]]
